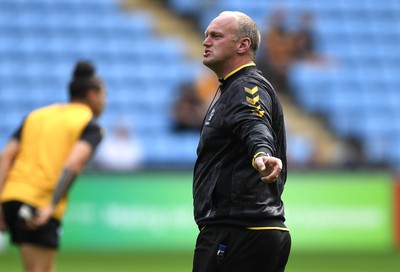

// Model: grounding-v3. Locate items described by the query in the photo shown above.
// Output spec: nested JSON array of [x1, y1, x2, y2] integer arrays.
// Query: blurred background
[[0, 0, 399, 271]]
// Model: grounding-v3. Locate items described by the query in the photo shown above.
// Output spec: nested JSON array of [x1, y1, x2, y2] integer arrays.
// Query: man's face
[[202, 15, 239, 74]]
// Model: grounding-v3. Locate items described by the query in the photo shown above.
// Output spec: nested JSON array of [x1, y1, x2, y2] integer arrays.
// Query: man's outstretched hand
[[253, 156, 283, 183]]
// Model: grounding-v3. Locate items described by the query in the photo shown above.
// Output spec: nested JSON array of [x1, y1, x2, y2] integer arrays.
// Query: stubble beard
[[203, 57, 220, 75]]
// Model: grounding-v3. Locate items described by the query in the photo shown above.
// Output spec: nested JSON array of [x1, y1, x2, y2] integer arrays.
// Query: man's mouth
[[203, 50, 212, 57]]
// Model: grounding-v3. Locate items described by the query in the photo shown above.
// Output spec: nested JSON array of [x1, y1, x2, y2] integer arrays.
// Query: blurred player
[[192, 11, 291, 272], [0, 60, 106, 272]]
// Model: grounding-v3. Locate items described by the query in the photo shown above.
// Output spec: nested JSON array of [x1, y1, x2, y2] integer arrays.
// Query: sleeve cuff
[[252, 151, 271, 169]]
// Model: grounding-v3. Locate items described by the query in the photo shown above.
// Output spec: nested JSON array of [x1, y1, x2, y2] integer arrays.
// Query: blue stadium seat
[[168, 0, 199, 15], [2, 0, 399, 168]]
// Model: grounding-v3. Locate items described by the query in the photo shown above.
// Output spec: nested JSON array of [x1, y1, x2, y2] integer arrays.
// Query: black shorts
[[2, 201, 61, 249], [193, 224, 291, 272]]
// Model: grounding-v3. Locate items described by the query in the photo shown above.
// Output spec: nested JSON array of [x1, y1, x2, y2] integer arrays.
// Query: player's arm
[[0, 126, 22, 231], [52, 140, 94, 207], [0, 140, 21, 231], [28, 120, 103, 228], [0, 123, 23, 193], [0, 140, 20, 195]]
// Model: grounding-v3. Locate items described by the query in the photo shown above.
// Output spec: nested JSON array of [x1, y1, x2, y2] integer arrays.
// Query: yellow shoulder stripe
[[245, 86, 258, 95], [244, 85, 264, 117], [246, 95, 260, 105]]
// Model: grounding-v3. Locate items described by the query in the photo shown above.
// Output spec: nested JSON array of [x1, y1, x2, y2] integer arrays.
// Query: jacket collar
[[218, 62, 256, 91]]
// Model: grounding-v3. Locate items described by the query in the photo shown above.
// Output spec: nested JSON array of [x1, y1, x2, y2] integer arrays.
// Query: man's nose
[[203, 37, 211, 46]]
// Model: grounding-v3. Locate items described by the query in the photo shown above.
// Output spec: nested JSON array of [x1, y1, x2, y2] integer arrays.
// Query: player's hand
[[253, 156, 282, 183], [26, 206, 54, 230]]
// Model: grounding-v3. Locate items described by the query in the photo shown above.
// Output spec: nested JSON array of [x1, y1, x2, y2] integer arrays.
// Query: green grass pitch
[[1, 250, 400, 272]]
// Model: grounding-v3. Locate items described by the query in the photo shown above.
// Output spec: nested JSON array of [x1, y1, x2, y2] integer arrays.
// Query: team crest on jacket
[[244, 86, 264, 117]]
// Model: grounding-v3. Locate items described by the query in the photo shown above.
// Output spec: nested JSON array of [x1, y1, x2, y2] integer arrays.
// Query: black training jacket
[[193, 64, 288, 229]]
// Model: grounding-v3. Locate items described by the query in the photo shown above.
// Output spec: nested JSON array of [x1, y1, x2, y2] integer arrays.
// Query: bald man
[[192, 11, 291, 272]]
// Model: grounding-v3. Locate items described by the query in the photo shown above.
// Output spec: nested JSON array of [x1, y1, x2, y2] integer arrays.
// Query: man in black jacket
[[192, 11, 291, 272]]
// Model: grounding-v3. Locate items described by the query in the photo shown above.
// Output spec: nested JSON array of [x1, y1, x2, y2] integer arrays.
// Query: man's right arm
[[0, 139, 20, 231]]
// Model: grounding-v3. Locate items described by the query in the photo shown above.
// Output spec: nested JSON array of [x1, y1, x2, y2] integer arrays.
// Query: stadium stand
[[0, 0, 201, 168], [1, 0, 399, 170], [166, 0, 400, 170]]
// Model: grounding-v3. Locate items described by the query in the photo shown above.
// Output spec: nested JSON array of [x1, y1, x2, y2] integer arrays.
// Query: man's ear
[[237, 37, 251, 54]]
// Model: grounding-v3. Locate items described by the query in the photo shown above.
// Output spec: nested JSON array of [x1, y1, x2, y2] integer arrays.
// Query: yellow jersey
[[1, 103, 102, 220]]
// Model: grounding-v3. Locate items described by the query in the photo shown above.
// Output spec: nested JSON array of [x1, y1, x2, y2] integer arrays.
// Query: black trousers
[[193, 225, 291, 272]]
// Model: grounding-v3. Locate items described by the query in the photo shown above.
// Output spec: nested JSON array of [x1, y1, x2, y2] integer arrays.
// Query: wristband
[[252, 152, 270, 169]]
